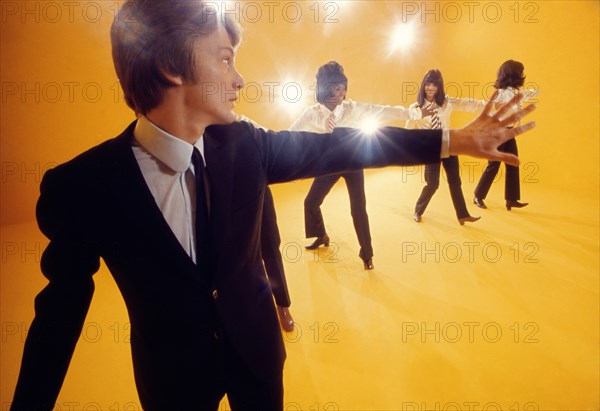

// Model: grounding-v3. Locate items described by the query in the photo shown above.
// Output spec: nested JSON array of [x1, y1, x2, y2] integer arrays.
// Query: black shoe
[[473, 197, 487, 209], [413, 213, 422, 222], [506, 200, 528, 211], [362, 257, 374, 270], [458, 215, 481, 225], [305, 235, 330, 250]]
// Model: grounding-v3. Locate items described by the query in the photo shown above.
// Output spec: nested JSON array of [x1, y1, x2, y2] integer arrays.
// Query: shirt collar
[[319, 100, 348, 117], [134, 116, 204, 173], [425, 100, 438, 109]]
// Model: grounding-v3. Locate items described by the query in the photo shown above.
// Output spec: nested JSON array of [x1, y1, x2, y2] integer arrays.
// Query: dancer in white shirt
[[474, 60, 539, 210], [407, 69, 486, 225], [290, 61, 424, 269]]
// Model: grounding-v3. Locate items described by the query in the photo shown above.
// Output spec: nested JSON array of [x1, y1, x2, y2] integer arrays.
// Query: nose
[[233, 70, 244, 90]]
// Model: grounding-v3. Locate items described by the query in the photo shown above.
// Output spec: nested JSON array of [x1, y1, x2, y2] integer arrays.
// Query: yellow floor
[[1, 167, 598, 410]]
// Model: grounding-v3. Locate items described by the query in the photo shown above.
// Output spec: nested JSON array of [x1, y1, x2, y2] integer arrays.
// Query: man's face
[[182, 24, 245, 126], [323, 83, 347, 111]]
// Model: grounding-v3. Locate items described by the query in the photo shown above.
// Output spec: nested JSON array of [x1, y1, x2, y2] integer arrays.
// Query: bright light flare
[[360, 117, 380, 135], [389, 22, 417, 54], [271, 75, 314, 121]]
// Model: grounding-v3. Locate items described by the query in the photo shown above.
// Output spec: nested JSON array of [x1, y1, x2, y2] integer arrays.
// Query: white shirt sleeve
[[492, 87, 539, 119], [493, 87, 539, 104], [349, 101, 422, 121], [404, 102, 430, 129], [289, 107, 317, 131], [517, 88, 540, 102], [446, 96, 487, 113]]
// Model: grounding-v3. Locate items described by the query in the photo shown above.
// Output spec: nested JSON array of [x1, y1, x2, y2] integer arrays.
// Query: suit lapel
[[106, 122, 205, 283]]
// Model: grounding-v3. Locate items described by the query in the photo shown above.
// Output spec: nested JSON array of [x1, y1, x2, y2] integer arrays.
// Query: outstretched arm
[[352, 101, 424, 122], [449, 94, 536, 166], [447, 96, 488, 113], [237, 93, 535, 183], [11, 168, 99, 411]]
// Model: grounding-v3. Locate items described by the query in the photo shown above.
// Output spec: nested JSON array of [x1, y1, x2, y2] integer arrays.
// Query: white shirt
[[405, 96, 487, 130], [492, 87, 539, 120], [290, 99, 450, 158], [405, 96, 485, 157], [132, 116, 205, 263], [289, 99, 422, 132]]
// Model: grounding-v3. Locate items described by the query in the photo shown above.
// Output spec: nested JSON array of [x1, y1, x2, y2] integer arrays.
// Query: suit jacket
[[11, 121, 442, 409], [260, 186, 290, 307]]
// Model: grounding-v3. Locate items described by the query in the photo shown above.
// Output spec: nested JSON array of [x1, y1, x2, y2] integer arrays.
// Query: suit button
[[212, 289, 219, 300]]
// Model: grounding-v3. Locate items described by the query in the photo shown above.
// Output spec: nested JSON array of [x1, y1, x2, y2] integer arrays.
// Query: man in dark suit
[[10, 1, 535, 410], [261, 186, 294, 332]]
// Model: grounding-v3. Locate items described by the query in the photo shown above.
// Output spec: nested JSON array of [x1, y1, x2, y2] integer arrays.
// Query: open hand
[[449, 93, 536, 167]]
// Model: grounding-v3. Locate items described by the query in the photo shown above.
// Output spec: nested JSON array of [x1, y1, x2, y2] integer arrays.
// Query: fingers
[[493, 119, 536, 147], [498, 103, 537, 128], [481, 94, 497, 118], [490, 90, 500, 103], [489, 150, 520, 167], [494, 93, 523, 120], [512, 120, 537, 136], [520, 102, 537, 116]]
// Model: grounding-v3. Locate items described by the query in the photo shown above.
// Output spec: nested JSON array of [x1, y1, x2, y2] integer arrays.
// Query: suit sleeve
[[11, 167, 100, 411], [246, 123, 442, 184], [260, 187, 290, 307]]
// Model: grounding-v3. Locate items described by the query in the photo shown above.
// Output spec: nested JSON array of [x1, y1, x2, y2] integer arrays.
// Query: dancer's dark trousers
[[304, 171, 373, 261], [474, 139, 521, 201], [414, 155, 470, 219]]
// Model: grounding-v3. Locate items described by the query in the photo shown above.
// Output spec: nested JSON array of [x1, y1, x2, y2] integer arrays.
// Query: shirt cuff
[[440, 129, 450, 158]]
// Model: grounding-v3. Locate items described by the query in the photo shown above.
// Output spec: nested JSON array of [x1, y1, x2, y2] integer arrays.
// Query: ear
[[161, 68, 184, 86]]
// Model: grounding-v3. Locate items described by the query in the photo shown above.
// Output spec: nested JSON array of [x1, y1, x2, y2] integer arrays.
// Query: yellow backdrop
[[1, 1, 599, 410], [1, 0, 599, 225]]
